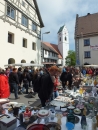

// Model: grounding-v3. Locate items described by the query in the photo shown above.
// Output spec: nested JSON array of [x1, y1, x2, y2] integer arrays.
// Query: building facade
[[42, 42, 62, 65], [75, 13, 98, 66], [58, 25, 69, 66], [0, 0, 44, 68]]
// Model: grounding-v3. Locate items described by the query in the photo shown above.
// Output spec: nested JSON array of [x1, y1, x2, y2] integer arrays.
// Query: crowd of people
[[0, 65, 98, 107]]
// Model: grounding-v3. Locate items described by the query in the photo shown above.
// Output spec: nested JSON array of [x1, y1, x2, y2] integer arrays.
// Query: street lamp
[[81, 32, 84, 65], [41, 31, 50, 62]]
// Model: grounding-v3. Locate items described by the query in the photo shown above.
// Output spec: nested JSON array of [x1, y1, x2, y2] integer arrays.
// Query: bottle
[[67, 110, 75, 124], [73, 86, 76, 92], [92, 116, 97, 130], [81, 115, 87, 129], [24, 108, 31, 123], [96, 112, 98, 128], [19, 113, 23, 125]]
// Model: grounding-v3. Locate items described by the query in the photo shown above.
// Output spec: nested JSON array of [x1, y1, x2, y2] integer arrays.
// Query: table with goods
[[1, 75, 98, 130]]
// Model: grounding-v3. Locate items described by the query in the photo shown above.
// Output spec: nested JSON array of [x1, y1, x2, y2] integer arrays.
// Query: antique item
[[81, 115, 87, 129], [46, 122, 61, 130], [56, 113, 63, 125], [83, 107, 87, 116], [67, 110, 75, 124], [24, 107, 31, 123], [37, 109, 49, 117], [27, 124, 49, 130], [0, 115, 17, 130], [74, 108, 81, 115], [92, 116, 97, 130]]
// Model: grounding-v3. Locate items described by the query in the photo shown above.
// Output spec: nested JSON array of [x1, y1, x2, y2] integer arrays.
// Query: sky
[[37, 0, 98, 50]]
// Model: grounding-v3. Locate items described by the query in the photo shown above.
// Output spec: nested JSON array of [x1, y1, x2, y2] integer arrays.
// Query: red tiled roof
[[43, 42, 62, 59], [75, 13, 98, 38]]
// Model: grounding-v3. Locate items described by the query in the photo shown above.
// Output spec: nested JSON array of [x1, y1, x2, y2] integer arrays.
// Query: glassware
[[67, 110, 75, 124], [81, 115, 87, 129], [92, 116, 97, 130]]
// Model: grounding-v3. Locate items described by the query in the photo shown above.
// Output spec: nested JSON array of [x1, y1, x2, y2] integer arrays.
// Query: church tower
[[58, 25, 69, 66]]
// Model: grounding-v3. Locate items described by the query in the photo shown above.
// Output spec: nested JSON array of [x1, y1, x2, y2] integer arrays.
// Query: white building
[[58, 25, 69, 66], [0, 0, 44, 68], [75, 13, 98, 66], [42, 25, 69, 66]]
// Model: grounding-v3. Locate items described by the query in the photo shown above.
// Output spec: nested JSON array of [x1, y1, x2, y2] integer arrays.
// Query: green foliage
[[65, 50, 76, 66]]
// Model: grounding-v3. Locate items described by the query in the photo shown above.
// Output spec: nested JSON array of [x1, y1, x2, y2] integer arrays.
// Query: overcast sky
[[37, 0, 98, 50]]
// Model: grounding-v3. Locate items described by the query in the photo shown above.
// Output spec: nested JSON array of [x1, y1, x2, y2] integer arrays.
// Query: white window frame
[[32, 23, 37, 32], [21, 15, 28, 27], [7, 5, 15, 20]]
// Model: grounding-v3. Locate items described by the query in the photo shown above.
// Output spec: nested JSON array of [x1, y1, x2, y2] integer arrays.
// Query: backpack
[[33, 75, 43, 93]]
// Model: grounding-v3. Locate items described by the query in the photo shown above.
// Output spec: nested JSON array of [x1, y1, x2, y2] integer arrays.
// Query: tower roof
[[58, 25, 65, 33]]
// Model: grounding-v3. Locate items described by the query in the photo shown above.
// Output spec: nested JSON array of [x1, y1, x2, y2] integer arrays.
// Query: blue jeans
[[10, 83, 18, 99], [52, 91, 59, 100]]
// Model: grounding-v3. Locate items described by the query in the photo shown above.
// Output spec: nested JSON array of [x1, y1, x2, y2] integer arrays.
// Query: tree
[[65, 50, 76, 66]]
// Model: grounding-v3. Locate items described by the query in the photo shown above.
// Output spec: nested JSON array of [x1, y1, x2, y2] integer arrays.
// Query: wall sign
[[90, 45, 98, 51]]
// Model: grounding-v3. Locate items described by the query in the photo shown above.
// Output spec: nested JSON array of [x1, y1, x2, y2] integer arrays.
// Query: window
[[84, 51, 91, 58], [84, 39, 90, 46], [59, 37, 61, 41], [45, 50, 47, 54], [48, 51, 50, 56], [65, 36, 67, 41], [8, 32, 14, 44], [22, 1, 25, 7], [32, 23, 37, 32], [7, 5, 15, 19], [23, 38, 27, 48], [22, 15, 28, 27], [32, 42, 36, 50]]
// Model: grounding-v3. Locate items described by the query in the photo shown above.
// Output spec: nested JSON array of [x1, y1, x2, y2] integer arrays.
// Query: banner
[[90, 45, 98, 51]]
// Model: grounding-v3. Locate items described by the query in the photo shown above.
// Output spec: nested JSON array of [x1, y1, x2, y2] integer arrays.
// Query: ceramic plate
[[61, 108, 67, 112], [27, 124, 49, 130], [37, 110, 50, 118], [74, 108, 81, 114], [50, 100, 66, 107], [67, 105, 75, 109], [46, 122, 61, 130]]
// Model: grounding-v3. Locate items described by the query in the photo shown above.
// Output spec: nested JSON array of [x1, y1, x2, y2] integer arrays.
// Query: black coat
[[60, 72, 68, 82], [21, 73, 31, 84], [38, 74, 54, 100], [9, 72, 19, 84]]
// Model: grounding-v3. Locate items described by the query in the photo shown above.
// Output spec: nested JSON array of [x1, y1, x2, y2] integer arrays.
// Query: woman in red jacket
[[52, 75, 60, 100], [0, 72, 10, 98]]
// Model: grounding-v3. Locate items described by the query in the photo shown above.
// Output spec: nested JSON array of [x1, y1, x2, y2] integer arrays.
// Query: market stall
[[1, 74, 98, 130]]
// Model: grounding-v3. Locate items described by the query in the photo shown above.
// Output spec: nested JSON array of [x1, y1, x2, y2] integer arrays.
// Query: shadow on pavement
[[8, 98, 15, 100], [28, 99, 41, 107]]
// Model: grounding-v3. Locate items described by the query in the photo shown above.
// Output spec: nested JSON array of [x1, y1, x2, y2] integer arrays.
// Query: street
[[9, 92, 41, 107]]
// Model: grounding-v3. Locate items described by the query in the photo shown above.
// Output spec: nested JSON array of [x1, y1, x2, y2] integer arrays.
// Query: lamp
[[41, 31, 50, 62]]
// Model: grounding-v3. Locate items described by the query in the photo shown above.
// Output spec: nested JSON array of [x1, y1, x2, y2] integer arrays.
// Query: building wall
[[0, 0, 41, 68], [43, 50, 58, 63], [58, 26, 69, 66], [76, 36, 98, 65]]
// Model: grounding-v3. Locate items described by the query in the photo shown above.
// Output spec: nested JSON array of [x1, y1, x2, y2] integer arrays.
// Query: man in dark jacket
[[38, 66, 59, 107], [9, 68, 20, 99], [60, 69, 68, 89]]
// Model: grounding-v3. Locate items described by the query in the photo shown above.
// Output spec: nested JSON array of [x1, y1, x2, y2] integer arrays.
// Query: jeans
[[52, 91, 59, 100], [23, 83, 28, 94], [10, 83, 18, 99]]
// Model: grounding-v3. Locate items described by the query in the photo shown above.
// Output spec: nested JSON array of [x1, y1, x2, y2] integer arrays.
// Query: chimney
[[87, 13, 90, 15]]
